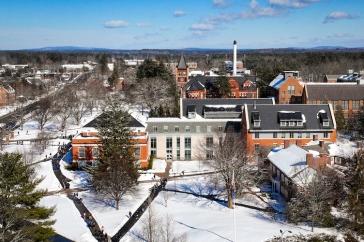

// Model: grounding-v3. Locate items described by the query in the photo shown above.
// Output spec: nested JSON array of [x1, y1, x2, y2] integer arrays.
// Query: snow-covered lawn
[[123, 189, 332, 242], [170, 160, 214, 176], [40, 194, 97, 242], [79, 183, 156, 237]]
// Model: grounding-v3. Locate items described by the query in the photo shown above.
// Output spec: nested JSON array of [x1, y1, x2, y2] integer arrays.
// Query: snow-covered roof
[[328, 140, 358, 158], [269, 74, 285, 89], [268, 144, 308, 178]]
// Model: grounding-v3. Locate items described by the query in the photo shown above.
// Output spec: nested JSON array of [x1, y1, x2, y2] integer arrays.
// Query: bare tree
[[208, 132, 253, 209], [33, 98, 54, 130], [71, 101, 87, 125]]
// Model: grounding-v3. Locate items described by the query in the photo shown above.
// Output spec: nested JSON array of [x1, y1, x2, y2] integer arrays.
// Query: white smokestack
[[233, 40, 237, 76]]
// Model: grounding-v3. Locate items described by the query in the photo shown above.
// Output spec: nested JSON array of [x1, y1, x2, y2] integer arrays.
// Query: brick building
[[269, 71, 304, 104], [0, 85, 15, 106], [302, 82, 364, 118], [242, 104, 337, 154], [184, 76, 258, 99], [71, 113, 149, 168], [175, 55, 189, 93]]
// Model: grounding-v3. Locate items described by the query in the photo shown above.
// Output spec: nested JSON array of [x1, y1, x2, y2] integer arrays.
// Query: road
[[0, 71, 92, 131]]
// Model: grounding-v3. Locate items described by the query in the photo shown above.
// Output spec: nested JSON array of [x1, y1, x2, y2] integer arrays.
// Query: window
[[280, 121, 287, 127], [218, 126, 223, 132], [150, 137, 157, 155], [255, 132, 260, 139], [254, 144, 260, 152], [134, 147, 140, 159], [185, 138, 191, 149], [297, 121, 303, 126], [92, 147, 99, 159], [185, 126, 191, 132], [288, 85, 295, 95], [206, 150, 213, 160], [176, 150, 180, 160], [342, 101, 349, 110], [290, 132, 294, 138], [297, 133, 302, 138], [281, 133, 286, 138], [323, 121, 329, 127], [185, 150, 191, 160], [324, 132, 329, 138], [254, 121, 261, 128], [163, 126, 168, 132], [306, 133, 310, 138], [353, 101, 360, 110], [207, 126, 212, 132], [78, 147, 86, 159], [273, 132, 277, 138], [176, 138, 180, 148], [196, 126, 200, 133], [174, 126, 180, 132], [289, 121, 295, 127], [206, 137, 213, 148], [166, 138, 172, 149], [152, 126, 158, 132]]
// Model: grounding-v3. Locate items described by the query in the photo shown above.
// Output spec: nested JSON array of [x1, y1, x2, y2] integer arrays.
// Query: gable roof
[[304, 83, 364, 101], [177, 55, 188, 69], [84, 112, 145, 128], [185, 75, 257, 92], [245, 104, 335, 131]]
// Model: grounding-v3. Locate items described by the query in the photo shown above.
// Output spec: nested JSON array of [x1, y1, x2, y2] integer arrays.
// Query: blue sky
[[0, 0, 363, 50]]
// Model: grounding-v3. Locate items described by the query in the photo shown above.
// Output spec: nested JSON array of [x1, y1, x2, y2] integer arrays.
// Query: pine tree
[[346, 150, 364, 234], [91, 98, 139, 209], [158, 105, 165, 117], [98, 54, 108, 76], [335, 105, 346, 131], [215, 76, 231, 98], [357, 106, 364, 136], [0, 153, 55, 242], [108, 65, 119, 88]]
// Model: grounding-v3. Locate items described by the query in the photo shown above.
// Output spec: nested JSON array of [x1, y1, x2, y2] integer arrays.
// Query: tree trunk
[[115, 198, 119, 210], [227, 189, 234, 209]]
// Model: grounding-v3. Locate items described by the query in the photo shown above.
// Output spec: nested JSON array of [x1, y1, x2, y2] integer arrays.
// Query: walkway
[[50, 143, 108, 242]]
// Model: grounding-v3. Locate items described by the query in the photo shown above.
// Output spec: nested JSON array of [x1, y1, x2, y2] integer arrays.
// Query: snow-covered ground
[[170, 160, 214, 176], [123, 177, 333, 242], [40, 194, 97, 242]]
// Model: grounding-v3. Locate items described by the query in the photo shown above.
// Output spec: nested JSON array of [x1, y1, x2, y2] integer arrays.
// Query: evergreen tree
[[108, 65, 119, 88], [346, 150, 364, 234], [91, 98, 139, 209], [98, 54, 108, 76], [215, 76, 231, 98], [357, 106, 364, 136], [0, 153, 55, 242], [335, 105, 346, 131], [158, 105, 165, 117]]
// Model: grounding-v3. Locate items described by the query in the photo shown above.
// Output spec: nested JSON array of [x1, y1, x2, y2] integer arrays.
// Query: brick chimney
[[306, 153, 314, 168], [284, 140, 290, 149], [313, 135, 318, 141], [296, 139, 303, 147], [319, 140, 324, 148]]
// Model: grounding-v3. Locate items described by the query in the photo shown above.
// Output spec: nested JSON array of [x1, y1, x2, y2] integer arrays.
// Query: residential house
[[146, 98, 274, 161], [184, 76, 258, 99], [71, 113, 149, 168], [268, 143, 329, 199], [269, 71, 304, 104], [302, 82, 364, 118], [0, 84, 15, 106], [242, 104, 337, 154]]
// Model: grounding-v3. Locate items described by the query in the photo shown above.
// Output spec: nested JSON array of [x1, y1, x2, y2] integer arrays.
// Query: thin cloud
[[173, 10, 186, 17], [213, 0, 229, 8], [104, 20, 128, 28], [323, 11, 358, 24], [189, 23, 215, 31], [268, 0, 320, 9]]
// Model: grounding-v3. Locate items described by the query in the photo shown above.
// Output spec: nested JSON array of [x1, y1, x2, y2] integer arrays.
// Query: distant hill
[[12, 45, 364, 54]]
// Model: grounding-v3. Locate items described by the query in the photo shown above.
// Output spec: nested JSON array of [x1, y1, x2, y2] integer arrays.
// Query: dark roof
[[305, 83, 364, 101], [278, 111, 303, 121], [245, 104, 335, 131], [177, 55, 188, 69], [182, 98, 274, 118], [84, 112, 144, 128], [185, 75, 257, 92]]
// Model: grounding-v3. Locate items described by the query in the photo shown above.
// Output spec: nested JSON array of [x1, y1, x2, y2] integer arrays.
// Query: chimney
[[306, 153, 314, 168], [233, 40, 237, 76], [313, 135, 318, 141], [296, 139, 302, 147], [284, 140, 290, 149], [319, 140, 324, 148]]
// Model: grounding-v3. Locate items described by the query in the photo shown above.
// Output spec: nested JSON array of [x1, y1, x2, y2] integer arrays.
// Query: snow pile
[[328, 140, 357, 158]]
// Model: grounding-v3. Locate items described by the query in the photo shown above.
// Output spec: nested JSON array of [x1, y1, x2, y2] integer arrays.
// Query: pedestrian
[[26, 130, 29, 135], [129, 211, 132, 218], [153, 174, 156, 180], [83, 212, 87, 219], [101, 225, 104, 234], [182, 170, 185, 176]]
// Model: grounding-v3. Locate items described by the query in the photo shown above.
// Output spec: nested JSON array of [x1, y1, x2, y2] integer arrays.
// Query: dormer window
[[297, 121, 303, 126], [323, 121, 329, 127], [251, 111, 261, 128], [280, 121, 287, 127], [254, 121, 261, 128], [289, 121, 295, 127]]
